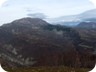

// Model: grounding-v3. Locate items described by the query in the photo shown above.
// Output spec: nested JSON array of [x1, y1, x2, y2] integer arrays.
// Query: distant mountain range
[[0, 18, 95, 68], [47, 9, 96, 26], [76, 22, 96, 29]]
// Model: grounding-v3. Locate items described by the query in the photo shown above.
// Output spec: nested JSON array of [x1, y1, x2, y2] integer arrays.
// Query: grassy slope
[[4, 66, 90, 72]]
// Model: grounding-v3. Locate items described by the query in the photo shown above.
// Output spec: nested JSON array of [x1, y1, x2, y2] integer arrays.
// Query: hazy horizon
[[0, 0, 96, 25]]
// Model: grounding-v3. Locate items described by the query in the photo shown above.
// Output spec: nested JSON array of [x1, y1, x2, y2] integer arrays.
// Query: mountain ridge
[[0, 18, 95, 69]]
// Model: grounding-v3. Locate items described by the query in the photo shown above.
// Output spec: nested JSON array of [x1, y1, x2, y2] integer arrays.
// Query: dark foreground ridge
[[0, 18, 95, 69]]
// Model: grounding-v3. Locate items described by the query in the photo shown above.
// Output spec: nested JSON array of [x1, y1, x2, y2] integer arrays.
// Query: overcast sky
[[0, 0, 95, 25]]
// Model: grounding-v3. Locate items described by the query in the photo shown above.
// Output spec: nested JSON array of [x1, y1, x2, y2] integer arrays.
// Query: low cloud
[[27, 13, 47, 19], [89, 0, 96, 7], [0, 0, 7, 7]]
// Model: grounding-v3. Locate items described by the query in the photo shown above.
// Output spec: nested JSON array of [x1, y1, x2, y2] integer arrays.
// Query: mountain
[[0, 18, 95, 68], [76, 22, 96, 29], [12, 17, 49, 26], [47, 9, 96, 26], [74, 22, 96, 60]]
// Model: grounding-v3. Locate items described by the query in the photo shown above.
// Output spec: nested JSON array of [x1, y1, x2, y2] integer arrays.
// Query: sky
[[90, 0, 96, 6], [0, 0, 96, 25]]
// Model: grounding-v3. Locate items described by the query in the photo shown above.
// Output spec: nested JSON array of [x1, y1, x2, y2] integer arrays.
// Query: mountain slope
[[76, 22, 96, 29], [0, 18, 95, 69]]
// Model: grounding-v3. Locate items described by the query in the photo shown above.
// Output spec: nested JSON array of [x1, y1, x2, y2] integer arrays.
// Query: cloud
[[27, 13, 47, 19], [0, 0, 7, 7], [89, 0, 96, 7]]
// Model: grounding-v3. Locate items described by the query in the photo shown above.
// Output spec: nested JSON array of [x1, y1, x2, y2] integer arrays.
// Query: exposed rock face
[[12, 17, 49, 26], [0, 18, 95, 68]]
